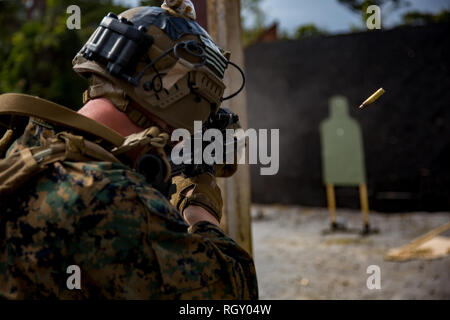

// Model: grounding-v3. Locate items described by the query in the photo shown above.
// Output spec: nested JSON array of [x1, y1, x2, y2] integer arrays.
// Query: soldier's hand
[[170, 173, 223, 224]]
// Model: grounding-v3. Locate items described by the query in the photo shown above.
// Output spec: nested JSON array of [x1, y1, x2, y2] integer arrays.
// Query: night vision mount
[[80, 13, 155, 86]]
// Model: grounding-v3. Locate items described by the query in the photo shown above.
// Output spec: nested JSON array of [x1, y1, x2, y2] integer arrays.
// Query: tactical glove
[[170, 173, 223, 223]]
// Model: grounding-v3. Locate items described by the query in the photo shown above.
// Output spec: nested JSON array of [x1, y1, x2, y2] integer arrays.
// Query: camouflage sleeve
[[0, 156, 257, 299], [0, 120, 258, 299], [184, 222, 259, 300], [70, 169, 258, 300]]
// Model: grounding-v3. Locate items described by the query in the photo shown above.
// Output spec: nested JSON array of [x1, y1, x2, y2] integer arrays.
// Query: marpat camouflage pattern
[[0, 119, 258, 299]]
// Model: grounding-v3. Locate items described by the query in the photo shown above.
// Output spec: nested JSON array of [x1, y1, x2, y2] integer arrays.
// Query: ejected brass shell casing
[[359, 88, 385, 109]]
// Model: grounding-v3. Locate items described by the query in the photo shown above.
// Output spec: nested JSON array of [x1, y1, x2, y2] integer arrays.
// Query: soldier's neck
[[78, 98, 143, 137]]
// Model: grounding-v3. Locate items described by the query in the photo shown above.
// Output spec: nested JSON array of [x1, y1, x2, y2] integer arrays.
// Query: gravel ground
[[251, 205, 450, 300]]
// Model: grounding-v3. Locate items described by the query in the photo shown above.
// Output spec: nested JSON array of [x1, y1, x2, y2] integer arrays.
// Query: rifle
[[136, 108, 241, 197], [169, 107, 240, 178]]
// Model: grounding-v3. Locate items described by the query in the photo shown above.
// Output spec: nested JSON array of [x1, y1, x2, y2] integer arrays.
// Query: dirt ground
[[251, 205, 450, 300]]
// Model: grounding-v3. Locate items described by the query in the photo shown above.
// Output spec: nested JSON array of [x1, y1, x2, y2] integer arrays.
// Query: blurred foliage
[[337, 0, 407, 22], [241, 0, 267, 46], [294, 24, 328, 39], [242, 0, 449, 45], [241, 0, 327, 43], [337, 0, 449, 30], [0, 0, 128, 109], [337, 0, 406, 11], [402, 10, 450, 26]]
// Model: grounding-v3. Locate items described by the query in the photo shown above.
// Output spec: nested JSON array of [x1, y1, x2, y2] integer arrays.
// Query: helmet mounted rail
[[80, 13, 155, 86]]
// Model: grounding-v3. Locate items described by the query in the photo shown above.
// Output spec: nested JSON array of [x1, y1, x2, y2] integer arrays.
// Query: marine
[[0, 0, 258, 299]]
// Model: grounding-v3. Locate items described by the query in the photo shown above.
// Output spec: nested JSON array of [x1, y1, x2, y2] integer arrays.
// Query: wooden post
[[326, 184, 337, 226], [359, 183, 370, 227], [203, 0, 253, 255]]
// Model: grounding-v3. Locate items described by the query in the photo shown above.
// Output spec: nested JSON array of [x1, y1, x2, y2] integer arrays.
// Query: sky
[[119, 0, 450, 34], [252, 0, 450, 34]]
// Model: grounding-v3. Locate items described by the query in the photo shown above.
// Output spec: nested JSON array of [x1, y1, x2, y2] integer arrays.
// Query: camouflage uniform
[[0, 119, 258, 299]]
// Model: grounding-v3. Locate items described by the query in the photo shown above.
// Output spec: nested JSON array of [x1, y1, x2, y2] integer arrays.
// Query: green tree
[[0, 0, 127, 110], [241, 0, 266, 29], [0, 1, 26, 63], [338, 0, 450, 27], [294, 24, 327, 39], [337, 0, 407, 23], [402, 10, 450, 25], [337, 0, 406, 11], [241, 0, 268, 45]]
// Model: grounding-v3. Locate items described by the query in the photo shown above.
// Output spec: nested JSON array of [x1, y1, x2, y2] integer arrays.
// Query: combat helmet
[[73, 0, 240, 133]]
